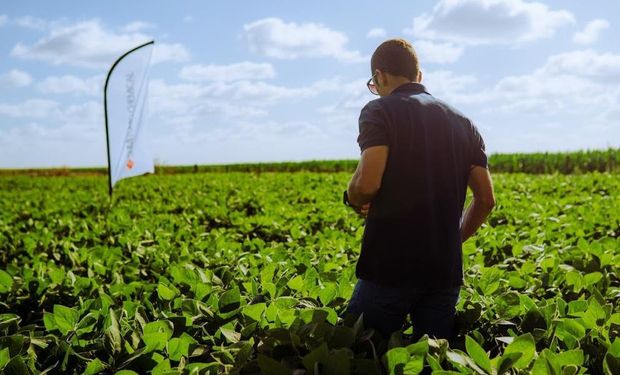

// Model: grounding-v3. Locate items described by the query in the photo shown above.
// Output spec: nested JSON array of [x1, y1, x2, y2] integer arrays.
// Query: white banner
[[104, 41, 154, 192]]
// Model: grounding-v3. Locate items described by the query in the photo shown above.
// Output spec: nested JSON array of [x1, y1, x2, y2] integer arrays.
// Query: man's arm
[[347, 145, 389, 208], [460, 165, 495, 242]]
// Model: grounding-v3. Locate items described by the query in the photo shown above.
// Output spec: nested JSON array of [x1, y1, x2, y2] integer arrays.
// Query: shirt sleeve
[[469, 122, 488, 168], [357, 101, 389, 152]]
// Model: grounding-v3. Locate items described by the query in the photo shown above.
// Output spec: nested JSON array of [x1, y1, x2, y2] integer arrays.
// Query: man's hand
[[350, 202, 371, 218], [461, 165, 495, 242], [347, 145, 389, 207]]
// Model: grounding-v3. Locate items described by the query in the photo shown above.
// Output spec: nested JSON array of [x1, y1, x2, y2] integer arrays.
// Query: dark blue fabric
[[346, 278, 460, 340], [355, 82, 488, 288]]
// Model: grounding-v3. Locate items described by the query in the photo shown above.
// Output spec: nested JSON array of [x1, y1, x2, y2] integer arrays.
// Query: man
[[344, 38, 495, 342]]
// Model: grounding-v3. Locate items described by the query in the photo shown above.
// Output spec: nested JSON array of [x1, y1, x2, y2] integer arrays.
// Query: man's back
[[355, 82, 488, 288], [345, 38, 494, 341]]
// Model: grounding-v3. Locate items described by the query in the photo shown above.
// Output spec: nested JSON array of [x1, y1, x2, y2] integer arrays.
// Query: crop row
[[0, 172, 619, 374]]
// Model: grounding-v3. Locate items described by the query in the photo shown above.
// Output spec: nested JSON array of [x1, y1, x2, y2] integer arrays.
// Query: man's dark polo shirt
[[356, 82, 488, 289]]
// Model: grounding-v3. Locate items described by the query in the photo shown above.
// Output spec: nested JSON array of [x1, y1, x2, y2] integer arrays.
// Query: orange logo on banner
[[126, 159, 134, 169]]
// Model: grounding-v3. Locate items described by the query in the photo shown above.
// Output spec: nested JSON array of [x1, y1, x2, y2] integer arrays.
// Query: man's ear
[[374, 69, 383, 87], [378, 69, 391, 87], [417, 70, 423, 83]]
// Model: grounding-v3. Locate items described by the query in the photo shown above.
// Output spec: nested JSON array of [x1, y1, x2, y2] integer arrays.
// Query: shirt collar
[[391, 82, 428, 95]]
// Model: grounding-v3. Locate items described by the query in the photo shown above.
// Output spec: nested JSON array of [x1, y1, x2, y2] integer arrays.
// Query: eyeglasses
[[367, 73, 379, 95]]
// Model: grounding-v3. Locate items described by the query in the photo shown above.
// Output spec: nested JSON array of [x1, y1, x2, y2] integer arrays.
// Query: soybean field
[[0, 171, 619, 374]]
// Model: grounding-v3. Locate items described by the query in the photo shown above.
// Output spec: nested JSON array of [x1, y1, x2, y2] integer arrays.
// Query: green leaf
[[604, 340, 620, 375], [83, 358, 108, 375], [325, 348, 350, 375], [114, 371, 140, 375], [531, 356, 552, 375], [302, 342, 328, 372], [220, 327, 241, 343], [257, 354, 290, 375], [77, 312, 99, 331], [286, 275, 304, 291], [319, 283, 337, 305], [157, 283, 177, 301], [0, 314, 20, 331], [556, 319, 586, 341], [446, 350, 470, 372], [497, 352, 522, 374], [329, 326, 355, 348], [242, 303, 266, 322], [583, 272, 603, 286], [504, 333, 536, 369], [0, 270, 13, 293], [263, 282, 277, 299], [151, 358, 171, 375], [604, 352, 620, 375], [4, 355, 29, 375], [406, 339, 429, 357], [260, 264, 277, 285], [168, 333, 196, 361], [218, 287, 241, 313], [383, 347, 409, 374], [0, 335, 24, 357], [608, 339, 620, 357], [555, 349, 584, 367], [0, 348, 10, 370], [53, 304, 79, 335], [466, 335, 492, 373], [185, 363, 219, 374], [43, 312, 57, 332], [105, 308, 122, 355], [143, 320, 173, 352], [403, 356, 424, 375], [565, 271, 583, 291]]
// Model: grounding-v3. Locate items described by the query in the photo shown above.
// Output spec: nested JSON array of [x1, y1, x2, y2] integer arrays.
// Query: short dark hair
[[371, 38, 419, 81]]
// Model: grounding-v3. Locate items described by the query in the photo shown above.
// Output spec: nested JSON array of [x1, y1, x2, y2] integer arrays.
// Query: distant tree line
[[1, 148, 619, 176]]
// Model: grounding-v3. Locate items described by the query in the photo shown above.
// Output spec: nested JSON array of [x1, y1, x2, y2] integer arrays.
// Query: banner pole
[[103, 85, 113, 198]]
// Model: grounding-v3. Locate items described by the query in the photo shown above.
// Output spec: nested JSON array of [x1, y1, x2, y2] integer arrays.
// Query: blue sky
[[1, 0, 619, 168]]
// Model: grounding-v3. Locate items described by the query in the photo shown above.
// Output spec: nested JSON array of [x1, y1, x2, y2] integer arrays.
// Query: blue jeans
[[346, 278, 461, 340]]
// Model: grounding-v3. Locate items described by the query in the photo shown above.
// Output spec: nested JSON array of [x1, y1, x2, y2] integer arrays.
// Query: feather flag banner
[[104, 41, 154, 196]]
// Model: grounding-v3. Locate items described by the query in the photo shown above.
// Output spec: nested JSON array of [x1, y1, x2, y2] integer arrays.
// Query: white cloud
[[0, 69, 33, 87], [121, 21, 153, 33], [37, 75, 102, 95], [149, 80, 268, 120], [573, 19, 610, 45], [0, 15, 7, 27], [0, 99, 61, 118], [11, 19, 189, 68], [179, 62, 276, 82], [149, 76, 340, 118], [408, 0, 574, 45], [486, 49, 620, 115], [0, 101, 104, 168], [0, 98, 101, 122], [151, 43, 190, 65], [414, 40, 464, 64], [422, 70, 480, 103], [366, 27, 387, 38], [540, 49, 620, 82], [218, 77, 347, 105], [414, 55, 620, 153], [243, 17, 365, 62], [318, 78, 374, 114], [13, 16, 48, 30]]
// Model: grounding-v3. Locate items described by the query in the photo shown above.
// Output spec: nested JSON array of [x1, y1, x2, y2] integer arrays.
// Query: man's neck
[[387, 79, 416, 95]]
